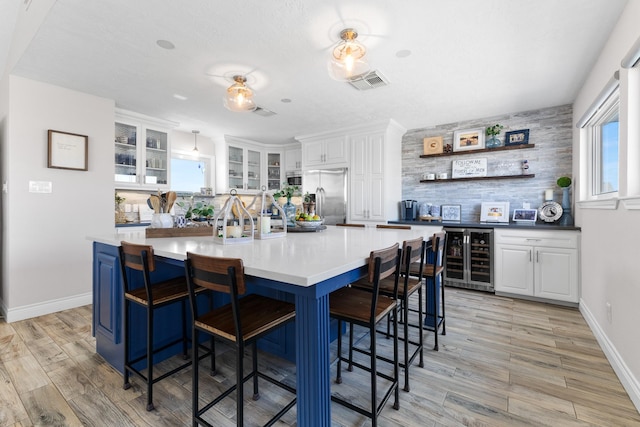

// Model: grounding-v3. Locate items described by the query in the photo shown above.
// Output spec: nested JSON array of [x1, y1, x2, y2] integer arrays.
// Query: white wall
[[573, 2, 640, 410], [2, 76, 114, 321]]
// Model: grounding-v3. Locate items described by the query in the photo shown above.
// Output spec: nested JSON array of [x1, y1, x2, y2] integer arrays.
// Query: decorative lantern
[[246, 187, 287, 239], [212, 189, 254, 244]]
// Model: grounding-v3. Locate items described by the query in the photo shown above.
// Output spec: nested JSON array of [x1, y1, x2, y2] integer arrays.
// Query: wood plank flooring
[[1, 288, 639, 426]]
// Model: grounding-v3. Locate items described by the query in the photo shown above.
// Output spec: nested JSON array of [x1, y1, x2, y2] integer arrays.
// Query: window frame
[[583, 85, 620, 202]]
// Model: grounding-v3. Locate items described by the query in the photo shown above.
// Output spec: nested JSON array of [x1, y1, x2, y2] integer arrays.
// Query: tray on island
[[287, 225, 327, 233], [145, 226, 214, 238]]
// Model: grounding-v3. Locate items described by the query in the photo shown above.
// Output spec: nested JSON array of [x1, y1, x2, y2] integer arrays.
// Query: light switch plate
[[29, 181, 52, 193], [522, 202, 531, 209]]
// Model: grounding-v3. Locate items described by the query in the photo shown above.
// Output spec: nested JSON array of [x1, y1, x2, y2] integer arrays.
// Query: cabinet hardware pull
[[529, 250, 532, 262]]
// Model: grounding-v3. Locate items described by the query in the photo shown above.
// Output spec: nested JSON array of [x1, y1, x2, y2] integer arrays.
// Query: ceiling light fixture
[[328, 28, 370, 81], [192, 130, 200, 153], [223, 75, 257, 112]]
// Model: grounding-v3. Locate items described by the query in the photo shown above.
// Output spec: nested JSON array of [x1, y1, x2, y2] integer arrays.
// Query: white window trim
[[578, 78, 620, 209]]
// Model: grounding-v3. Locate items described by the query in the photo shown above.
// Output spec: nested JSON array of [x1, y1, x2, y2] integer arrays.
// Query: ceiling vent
[[252, 107, 277, 117], [347, 70, 389, 91]]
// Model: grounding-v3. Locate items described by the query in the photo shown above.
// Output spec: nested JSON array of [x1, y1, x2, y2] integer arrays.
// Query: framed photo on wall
[[48, 129, 88, 171], [453, 128, 485, 152], [504, 129, 530, 146], [423, 136, 444, 155], [441, 204, 461, 222]]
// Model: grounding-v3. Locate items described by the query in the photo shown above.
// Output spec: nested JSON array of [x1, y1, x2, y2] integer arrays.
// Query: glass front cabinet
[[267, 152, 282, 191], [114, 110, 173, 190], [227, 143, 262, 192]]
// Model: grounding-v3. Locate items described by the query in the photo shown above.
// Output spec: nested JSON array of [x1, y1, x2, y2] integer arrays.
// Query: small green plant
[[191, 201, 214, 219], [115, 192, 125, 209], [557, 176, 572, 187], [486, 124, 504, 137], [274, 184, 298, 200], [303, 192, 312, 203]]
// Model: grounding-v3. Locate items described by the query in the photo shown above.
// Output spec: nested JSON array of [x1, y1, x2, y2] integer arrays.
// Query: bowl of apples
[[295, 212, 323, 229]]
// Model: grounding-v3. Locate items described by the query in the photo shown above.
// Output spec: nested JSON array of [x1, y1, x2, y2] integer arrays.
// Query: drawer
[[494, 229, 579, 249]]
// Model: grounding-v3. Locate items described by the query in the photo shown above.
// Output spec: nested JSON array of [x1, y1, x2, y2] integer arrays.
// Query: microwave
[[286, 173, 302, 186]]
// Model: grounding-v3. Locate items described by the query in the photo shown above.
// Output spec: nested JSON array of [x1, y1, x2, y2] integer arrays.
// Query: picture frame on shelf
[[441, 204, 462, 222], [423, 136, 443, 155], [48, 129, 88, 171], [480, 201, 510, 223], [453, 128, 485, 152], [504, 129, 530, 146], [513, 208, 537, 222]]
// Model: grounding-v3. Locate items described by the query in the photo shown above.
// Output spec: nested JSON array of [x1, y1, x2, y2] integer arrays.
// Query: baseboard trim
[[2, 292, 92, 323], [580, 298, 640, 413]]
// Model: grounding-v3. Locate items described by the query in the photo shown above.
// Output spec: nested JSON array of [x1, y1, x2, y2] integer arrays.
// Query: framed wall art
[[423, 136, 443, 155], [504, 129, 530, 146], [441, 204, 461, 222], [480, 201, 510, 223], [48, 129, 88, 171], [453, 128, 485, 152]]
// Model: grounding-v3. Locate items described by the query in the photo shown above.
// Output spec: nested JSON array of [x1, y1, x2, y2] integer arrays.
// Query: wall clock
[[538, 201, 563, 222]]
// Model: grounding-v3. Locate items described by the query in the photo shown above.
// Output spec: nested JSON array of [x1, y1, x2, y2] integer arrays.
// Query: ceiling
[[4, 0, 628, 144]]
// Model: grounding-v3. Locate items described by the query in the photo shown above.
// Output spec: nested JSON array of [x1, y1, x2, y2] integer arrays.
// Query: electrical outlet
[[606, 302, 612, 323]]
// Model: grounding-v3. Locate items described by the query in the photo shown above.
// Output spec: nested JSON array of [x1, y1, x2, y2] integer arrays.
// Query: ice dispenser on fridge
[[399, 200, 418, 220]]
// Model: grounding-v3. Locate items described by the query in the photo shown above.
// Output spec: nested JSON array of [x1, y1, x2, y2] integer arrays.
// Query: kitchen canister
[[151, 213, 173, 228]]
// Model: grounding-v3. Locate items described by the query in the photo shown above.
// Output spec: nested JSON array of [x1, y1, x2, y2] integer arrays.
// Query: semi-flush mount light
[[192, 130, 200, 153], [223, 75, 257, 112], [328, 28, 370, 81]]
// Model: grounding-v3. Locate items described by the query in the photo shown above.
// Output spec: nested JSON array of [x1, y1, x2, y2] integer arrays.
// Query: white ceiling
[[4, 0, 628, 144]]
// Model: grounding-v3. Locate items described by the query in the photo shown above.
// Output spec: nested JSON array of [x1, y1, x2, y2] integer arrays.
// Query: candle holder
[[212, 189, 254, 245], [247, 187, 287, 239]]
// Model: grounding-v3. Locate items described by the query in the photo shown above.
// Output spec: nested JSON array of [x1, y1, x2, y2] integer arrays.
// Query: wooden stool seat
[[119, 241, 210, 412], [329, 242, 401, 426], [185, 253, 296, 427]]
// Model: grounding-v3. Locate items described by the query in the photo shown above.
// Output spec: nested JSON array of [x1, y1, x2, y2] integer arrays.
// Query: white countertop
[[90, 226, 433, 288]]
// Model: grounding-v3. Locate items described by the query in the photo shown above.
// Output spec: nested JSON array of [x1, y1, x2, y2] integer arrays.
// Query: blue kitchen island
[[90, 225, 432, 427]]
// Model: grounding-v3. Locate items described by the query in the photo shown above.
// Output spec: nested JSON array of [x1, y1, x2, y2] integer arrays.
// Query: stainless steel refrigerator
[[302, 168, 347, 225]]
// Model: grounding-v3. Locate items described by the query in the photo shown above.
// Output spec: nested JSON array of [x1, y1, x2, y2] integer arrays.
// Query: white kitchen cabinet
[[349, 132, 385, 221], [494, 229, 580, 303], [227, 143, 262, 193], [266, 151, 283, 191], [301, 136, 348, 169], [285, 145, 302, 172], [114, 110, 174, 190]]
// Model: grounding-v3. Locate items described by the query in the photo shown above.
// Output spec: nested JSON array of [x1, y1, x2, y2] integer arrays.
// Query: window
[[170, 153, 215, 193], [585, 87, 620, 198]]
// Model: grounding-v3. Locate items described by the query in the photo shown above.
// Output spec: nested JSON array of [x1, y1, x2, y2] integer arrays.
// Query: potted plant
[[273, 183, 298, 226], [115, 192, 126, 223], [486, 124, 504, 148], [191, 201, 214, 221], [302, 192, 315, 215]]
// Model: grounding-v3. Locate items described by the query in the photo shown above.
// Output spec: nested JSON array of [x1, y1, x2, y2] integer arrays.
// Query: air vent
[[252, 107, 277, 117], [347, 70, 389, 90]]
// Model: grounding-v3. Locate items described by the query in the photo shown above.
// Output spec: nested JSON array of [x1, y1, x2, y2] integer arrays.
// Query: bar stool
[[352, 236, 426, 392], [119, 241, 208, 411], [329, 243, 401, 427], [184, 252, 297, 427], [419, 232, 447, 350]]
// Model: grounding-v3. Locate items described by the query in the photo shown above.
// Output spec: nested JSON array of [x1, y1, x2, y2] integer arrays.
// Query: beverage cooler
[[443, 228, 494, 292]]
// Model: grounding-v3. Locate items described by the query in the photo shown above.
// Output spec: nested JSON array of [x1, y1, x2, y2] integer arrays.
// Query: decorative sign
[[451, 158, 488, 179]]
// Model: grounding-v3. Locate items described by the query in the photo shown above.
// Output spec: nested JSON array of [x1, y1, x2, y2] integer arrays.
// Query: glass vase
[[486, 135, 502, 148], [283, 198, 296, 227], [558, 187, 574, 226]]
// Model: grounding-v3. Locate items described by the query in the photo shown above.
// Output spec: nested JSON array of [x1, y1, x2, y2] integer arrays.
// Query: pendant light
[[328, 28, 370, 81], [192, 130, 199, 153], [223, 75, 257, 112]]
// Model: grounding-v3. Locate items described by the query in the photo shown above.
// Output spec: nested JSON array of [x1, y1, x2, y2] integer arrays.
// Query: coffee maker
[[399, 200, 418, 221]]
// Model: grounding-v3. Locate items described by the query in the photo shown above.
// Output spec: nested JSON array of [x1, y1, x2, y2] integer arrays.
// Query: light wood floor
[[1, 287, 639, 426]]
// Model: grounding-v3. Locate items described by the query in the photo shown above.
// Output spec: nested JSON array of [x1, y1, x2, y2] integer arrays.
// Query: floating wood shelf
[[420, 174, 535, 183], [420, 143, 535, 158]]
